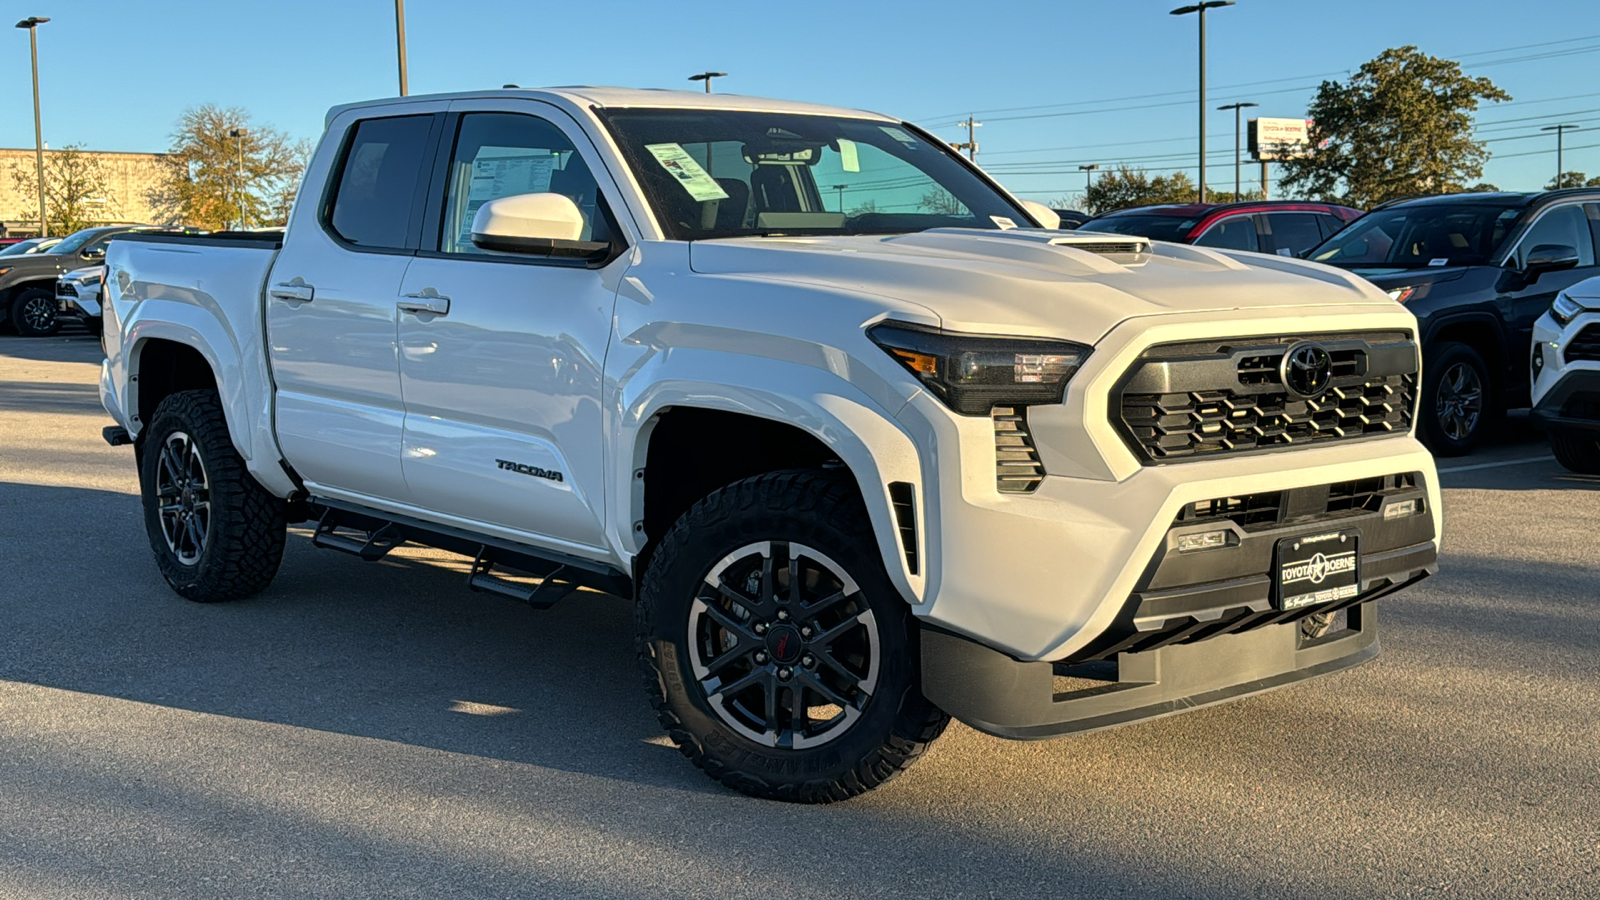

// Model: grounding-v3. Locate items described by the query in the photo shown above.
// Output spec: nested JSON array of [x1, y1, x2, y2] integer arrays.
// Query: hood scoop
[[885, 227, 1150, 274]]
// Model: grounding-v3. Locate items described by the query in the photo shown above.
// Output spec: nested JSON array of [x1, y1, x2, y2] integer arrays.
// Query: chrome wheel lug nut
[[800, 626, 812, 638], [754, 651, 768, 664], [801, 654, 814, 668], [754, 623, 767, 635], [776, 609, 789, 621], [777, 667, 792, 681]]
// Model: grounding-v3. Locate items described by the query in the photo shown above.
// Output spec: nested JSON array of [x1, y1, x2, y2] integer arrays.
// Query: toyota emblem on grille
[[1281, 342, 1334, 398]]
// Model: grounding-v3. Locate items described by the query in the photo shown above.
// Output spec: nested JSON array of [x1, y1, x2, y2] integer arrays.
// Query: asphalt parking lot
[[1, 330, 1596, 899]]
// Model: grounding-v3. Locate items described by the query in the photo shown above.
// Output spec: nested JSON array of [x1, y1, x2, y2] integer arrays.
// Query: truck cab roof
[[325, 86, 896, 130]]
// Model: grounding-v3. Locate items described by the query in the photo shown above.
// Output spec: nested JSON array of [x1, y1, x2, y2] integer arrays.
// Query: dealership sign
[[1249, 118, 1314, 160]]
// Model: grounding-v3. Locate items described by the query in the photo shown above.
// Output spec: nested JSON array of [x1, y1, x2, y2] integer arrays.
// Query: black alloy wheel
[[153, 430, 212, 566], [1420, 342, 1491, 456], [638, 470, 948, 803], [687, 540, 881, 750], [11, 287, 59, 336]]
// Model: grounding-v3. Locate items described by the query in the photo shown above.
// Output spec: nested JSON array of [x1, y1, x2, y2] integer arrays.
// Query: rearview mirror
[[470, 192, 609, 259], [1523, 243, 1580, 281], [1018, 200, 1061, 230]]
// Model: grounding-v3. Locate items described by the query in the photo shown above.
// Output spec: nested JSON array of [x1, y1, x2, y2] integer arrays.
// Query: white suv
[[1532, 278, 1600, 472], [99, 87, 1441, 802]]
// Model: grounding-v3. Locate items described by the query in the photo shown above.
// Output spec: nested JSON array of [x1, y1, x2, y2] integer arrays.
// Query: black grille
[[1566, 324, 1600, 364], [1116, 333, 1418, 463], [993, 407, 1045, 492], [56, 283, 77, 297], [1176, 472, 1421, 531]]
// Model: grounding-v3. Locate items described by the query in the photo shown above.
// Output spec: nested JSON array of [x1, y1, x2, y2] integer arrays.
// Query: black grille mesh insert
[[1117, 333, 1418, 463], [1566, 324, 1600, 364]]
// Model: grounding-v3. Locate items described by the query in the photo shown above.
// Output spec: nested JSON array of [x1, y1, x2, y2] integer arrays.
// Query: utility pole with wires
[[1542, 123, 1579, 187], [951, 117, 981, 161]]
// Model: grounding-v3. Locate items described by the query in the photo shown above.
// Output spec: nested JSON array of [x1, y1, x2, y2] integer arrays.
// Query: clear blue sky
[[4, 0, 1597, 206]]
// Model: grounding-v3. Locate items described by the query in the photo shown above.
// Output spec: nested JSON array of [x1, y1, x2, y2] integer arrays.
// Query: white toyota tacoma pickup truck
[[100, 87, 1441, 802]]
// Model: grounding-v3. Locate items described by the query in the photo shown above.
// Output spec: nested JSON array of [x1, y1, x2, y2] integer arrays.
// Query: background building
[[0, 147, 168, 236]]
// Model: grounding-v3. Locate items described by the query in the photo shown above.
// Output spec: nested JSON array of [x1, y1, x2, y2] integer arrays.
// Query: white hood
[[688, 228, 1394, 341]]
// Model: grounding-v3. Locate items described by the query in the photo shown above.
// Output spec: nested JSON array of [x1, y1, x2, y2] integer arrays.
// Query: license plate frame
[[1273, 529, 1361, 611]]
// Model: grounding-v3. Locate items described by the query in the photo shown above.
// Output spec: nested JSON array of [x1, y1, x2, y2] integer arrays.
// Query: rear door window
[[327, 115, 435, 250], [1263, 213, 1325, 257], [1193, 216, 1258, 251]]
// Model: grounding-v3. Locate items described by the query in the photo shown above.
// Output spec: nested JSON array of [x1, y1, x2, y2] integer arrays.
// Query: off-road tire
[[10, 287, 59, 337], [1550, 432, 1600, 475], [638, 469, 949, 803], [140, 390, 286, 602], [1420, 341, 1492, 457]]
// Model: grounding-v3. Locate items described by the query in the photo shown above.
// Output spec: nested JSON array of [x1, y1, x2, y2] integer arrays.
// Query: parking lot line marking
[[1437, 455, 1555, 474]]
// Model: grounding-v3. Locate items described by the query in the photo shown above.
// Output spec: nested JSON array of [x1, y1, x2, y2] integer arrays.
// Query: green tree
[[1545, 171, 1600, 189], [1278, 46, 1510, 207], [1080, 166, 1197, 214], [147, 104, 309, 230], [8, 145, 119, 235], [1467, 182, 1501, 192]]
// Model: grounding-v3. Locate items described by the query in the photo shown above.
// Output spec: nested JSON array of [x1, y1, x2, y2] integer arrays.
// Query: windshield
[[0, 238, 43, 257], [1308, 204, 1524, 270], [598, 110, 1027, 240], [1080, 213, 1199, 243], [48, 228, 105, 255]]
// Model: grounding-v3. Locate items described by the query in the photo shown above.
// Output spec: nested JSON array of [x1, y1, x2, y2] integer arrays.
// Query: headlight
[[867, 321, 1090, 415], [1551, 292, 1592, 327], [1385, 287, 1416, 303]]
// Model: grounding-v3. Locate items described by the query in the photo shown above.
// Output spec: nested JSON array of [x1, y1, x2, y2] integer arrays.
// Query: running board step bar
[[302, 500, 633, 604], [311, 510, 404, 561], [468, 551, 580, 609]]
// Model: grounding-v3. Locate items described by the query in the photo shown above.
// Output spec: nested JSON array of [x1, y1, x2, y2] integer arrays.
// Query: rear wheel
[[638, 470, 948, 803], [1420, 342, 1492, 456], [1550, 432, 1600, 475], [140, 390, 286, 602], [10, 287, 59, 336]]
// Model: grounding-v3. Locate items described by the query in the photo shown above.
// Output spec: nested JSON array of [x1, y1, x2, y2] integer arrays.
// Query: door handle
[[269, 282, 315, 303], [397, 290, 450, 316]]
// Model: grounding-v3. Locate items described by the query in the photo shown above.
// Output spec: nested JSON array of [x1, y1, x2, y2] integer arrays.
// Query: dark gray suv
[[0, 225, 148, 336]]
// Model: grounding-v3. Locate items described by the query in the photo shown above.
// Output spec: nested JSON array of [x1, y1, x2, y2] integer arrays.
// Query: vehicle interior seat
[[751, 165, 804, 213], [713, 178, 750, 231]]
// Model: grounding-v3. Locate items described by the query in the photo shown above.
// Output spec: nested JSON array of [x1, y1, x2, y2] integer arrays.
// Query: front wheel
[[140, 390, 287, 602], [1420, 342, 1492, 456], [637, 470, 948, 803], [10, 287, 59, 336], [1550, 432, 1600, 475]]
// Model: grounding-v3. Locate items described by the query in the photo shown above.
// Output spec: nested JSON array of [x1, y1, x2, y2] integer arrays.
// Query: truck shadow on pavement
[[4, 480, 1599, 898], [0, 379, 108, 416]]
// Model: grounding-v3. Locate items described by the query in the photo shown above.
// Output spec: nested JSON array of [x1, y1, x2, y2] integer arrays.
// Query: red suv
[[1082, 201, 1362, 258]]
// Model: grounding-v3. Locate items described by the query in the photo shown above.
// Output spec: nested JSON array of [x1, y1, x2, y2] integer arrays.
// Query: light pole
[[1171, 1, 1234, 203], [1079, 164, 1099, 193], [831, 184, 849, 212], [16, 16, 49, 237], [394, 0, 408, 95], [1542, 124, 1580, 187], [688, 71, 727, 93], [229, 128, 249, 230], [1218, 101, 1257, 200]]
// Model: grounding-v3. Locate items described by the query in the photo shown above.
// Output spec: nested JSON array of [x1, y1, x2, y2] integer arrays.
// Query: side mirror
[[1523, 243, 1580, 281], [1018, 199, 1061, 230], [81, 247, 105, 261], [470, 192, 609, 259]]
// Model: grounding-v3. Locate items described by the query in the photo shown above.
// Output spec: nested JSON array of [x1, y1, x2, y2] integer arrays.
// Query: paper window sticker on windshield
[[991, 216, 1018, 230], [838, 139, 860, 173], [645, 143, 729, 202], [1429, 258, 1449, 266], [879, 126, 920, 148]]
